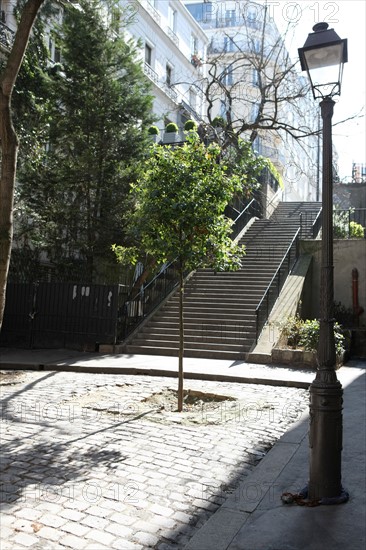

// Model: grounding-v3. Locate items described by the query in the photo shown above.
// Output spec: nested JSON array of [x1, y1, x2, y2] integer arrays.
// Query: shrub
[[350, 221, 364, 238], [165, 122, 179, 133], [212, 116, 225, 128], [184, 119, 197, 132], [148, 125, 160, 135], [280, 315, 346, 357], [333, 208, 349, 238], [280, 314, 303, 348]]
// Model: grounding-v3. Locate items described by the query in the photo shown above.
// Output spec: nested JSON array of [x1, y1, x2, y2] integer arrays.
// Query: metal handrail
[[255, 228, 300, 342], [312, 209, 322, 238], [117, 260, 180, 341], [231, 198, 261, 240]]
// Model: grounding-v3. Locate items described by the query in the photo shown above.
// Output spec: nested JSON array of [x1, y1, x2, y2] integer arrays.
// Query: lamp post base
[[308, 369, 347, 501], [281, 485, 349, 506]]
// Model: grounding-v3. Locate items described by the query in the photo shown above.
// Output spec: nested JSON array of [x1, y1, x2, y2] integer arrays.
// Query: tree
[[0, 0, 46, 330], [16, 0, 154, 279], [113, 134, 267, 411]]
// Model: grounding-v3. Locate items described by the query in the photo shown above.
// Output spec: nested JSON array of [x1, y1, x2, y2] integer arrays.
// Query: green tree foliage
[[113, 134, 264, 410], [16, 0, 154, 278], [0, 0, 46, 330]]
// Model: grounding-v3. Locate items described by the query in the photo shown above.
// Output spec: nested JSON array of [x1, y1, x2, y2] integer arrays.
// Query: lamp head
[[298, 22, 348, 100]]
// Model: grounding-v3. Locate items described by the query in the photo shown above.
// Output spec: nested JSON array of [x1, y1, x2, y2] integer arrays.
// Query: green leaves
[[121, 134, 248, 273], [14, 0, 154, 275]]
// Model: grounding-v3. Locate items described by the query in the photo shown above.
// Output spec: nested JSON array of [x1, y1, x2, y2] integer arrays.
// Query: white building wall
[[122, 0, 208, 138]]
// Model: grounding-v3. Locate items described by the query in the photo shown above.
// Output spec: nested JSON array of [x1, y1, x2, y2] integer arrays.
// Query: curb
[[0, 362, 311, 389]]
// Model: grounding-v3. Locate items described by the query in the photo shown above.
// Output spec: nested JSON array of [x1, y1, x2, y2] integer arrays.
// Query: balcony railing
[[0, 21, 15, 51], [167, 27, 179, 47], [144, 63, 178, 103], [141, 0, 161, 25], [144, 62, 159, 84]]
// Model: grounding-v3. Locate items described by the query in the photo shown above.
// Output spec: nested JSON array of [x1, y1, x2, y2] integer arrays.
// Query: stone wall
[[300, 239, 366, 326]]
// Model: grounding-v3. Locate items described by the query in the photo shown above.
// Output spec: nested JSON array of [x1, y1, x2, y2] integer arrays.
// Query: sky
[[269, 0, 366, 180]]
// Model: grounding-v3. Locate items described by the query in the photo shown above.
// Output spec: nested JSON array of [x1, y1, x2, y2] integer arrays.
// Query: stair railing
[[255, 228, 300, 343], [117, 260, 181, 341], [312, 209, 322, 238], [231, 198, 262, 240]]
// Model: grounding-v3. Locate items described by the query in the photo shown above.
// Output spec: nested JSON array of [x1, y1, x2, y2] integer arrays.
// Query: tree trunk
[[0, 93, 18, 329], [177, 265, 184, 412], [0, 0, 45, 330]]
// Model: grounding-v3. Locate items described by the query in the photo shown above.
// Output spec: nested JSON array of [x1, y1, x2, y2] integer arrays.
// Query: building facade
[[1, 0, 320, 206], [122, 0, 208, 142], [184, 0, 319, 206]]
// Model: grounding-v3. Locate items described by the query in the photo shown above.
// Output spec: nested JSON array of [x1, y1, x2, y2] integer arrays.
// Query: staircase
[[123, 202, 322, 360]]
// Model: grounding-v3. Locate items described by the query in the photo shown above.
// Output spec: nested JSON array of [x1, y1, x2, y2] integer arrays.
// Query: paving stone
[[1, 370, 308, 550], [37, 526, 63, 542], [149, 503, 174, 517], [85, 528, 116, 546], [59, 509, 85, 522], [105, 522, 134, 538], [133, 530, 160, 547], [59, 533, 88, 549], [12, 532, 39, 547], [60, 521, 90, 537]]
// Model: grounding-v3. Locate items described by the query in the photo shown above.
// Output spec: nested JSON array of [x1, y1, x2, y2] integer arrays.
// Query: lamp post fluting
[[298, 23, 349, 503]]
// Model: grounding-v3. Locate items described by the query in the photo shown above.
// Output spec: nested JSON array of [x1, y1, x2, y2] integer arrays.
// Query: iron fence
[[0, 282, 124, 351]]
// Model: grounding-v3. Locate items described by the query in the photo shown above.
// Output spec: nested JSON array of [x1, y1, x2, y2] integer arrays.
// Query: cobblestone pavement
[[1, 370, 309, 549]]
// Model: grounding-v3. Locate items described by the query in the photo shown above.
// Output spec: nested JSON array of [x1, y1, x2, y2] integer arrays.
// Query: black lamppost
[[298, 23, 349, 503]]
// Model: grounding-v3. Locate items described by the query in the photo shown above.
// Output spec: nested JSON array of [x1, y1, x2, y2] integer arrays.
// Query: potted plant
[[191, 54, 203, 68], [212, 116, 225, 129], [184, 119, 198, 132], [148, 125, 160, 143], [163, 122, 179, 144]]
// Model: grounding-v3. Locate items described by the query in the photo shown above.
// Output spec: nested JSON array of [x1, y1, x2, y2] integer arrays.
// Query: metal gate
[[0, 282, 125, 351]]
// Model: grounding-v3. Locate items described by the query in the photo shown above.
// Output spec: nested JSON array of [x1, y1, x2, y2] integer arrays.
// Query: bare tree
[[185, 2, 361, 189], [0, 0, 45, 329], [197, 4, 318, 149]]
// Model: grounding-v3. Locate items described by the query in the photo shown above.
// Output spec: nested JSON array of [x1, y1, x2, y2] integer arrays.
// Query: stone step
[[122, 201, 322, 360], [131, 337, 252, 352], [124, 345, 247, 360], [141, 327, 256, 338]]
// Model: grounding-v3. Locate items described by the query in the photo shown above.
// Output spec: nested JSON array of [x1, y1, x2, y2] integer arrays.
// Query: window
[[225, 9, 236, 26], [251, 103, 259, 121], [224, 36, 236, 53], [49, 34, 61, 63], [168, 5, 177, 32], [189, 89, 197, 111], [186, 2, 214, 23], [0, 1, 6, 23], [222, 65, 234, 86], [145, 43, 152, 66], [220, 99, 227, 119], [252, 69, 260, 87], [253, 39, 261, 53], [166, 64, 172, 86], [191, 34, 198, 55]]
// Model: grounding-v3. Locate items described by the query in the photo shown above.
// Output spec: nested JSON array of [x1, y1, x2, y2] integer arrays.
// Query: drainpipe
[[352, 268, 364, 326]]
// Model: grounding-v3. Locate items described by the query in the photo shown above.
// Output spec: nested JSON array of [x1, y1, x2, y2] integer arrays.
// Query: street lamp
[[298, 23, 349, 503]]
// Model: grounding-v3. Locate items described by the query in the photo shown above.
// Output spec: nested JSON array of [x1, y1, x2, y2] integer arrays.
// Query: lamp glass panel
[[304, 43, 343, 71]]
